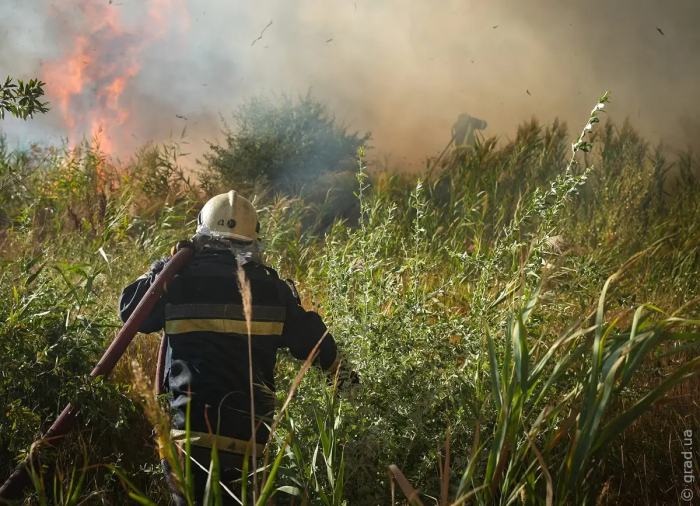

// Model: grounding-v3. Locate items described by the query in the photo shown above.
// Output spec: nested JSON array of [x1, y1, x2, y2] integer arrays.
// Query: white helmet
[[196, 190, 260, 243]]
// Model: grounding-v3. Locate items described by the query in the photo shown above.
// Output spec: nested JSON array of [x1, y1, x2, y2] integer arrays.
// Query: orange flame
[[42, 0, 189, 156]]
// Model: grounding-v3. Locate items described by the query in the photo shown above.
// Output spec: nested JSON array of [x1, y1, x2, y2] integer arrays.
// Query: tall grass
[[1, 92, 699, 505]]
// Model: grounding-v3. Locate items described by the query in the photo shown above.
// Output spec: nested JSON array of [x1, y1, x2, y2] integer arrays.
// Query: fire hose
[[0, 246, 195, 501]]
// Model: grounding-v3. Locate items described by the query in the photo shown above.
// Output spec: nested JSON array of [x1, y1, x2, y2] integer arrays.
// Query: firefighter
[[118, 190, 358, 505], [451, 113, 488, 153]]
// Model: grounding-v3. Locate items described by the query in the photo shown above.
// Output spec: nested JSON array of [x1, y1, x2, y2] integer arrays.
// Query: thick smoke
[[1, 0, 699, 166]]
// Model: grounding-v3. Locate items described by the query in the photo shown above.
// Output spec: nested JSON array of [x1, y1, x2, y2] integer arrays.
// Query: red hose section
[[0, 246, 195, 501]]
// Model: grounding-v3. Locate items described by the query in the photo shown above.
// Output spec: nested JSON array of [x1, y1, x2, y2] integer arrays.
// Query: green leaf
[[485, 326, 502, 411], [502, 314, 513, 394], [276, 485, 303, 497], [521, 282, 541, 324], [514, 313, 529, 394]]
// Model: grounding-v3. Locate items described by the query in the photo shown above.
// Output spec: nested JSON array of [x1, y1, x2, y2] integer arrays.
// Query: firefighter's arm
[[279, 280, 338, 371], [279, 280, 360, 392], [118, 258, 168, 334], [278, 279, 339, 370]]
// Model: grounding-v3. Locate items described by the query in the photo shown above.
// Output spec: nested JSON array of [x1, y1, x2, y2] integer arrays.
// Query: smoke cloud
[[1, 0, 699, 167]]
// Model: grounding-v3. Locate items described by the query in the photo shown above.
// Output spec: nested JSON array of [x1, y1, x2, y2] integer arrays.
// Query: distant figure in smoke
[[434, 113, 488, 170], [451, 113, 488, 153]]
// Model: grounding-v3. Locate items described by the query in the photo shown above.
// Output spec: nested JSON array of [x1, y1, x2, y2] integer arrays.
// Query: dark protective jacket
[[118, 249, 338, 446]]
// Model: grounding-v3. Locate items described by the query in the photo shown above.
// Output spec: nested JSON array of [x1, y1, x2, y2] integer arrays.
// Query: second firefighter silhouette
[[452, 113, 488, 153]]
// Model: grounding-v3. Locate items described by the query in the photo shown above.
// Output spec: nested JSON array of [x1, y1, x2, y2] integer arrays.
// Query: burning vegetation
[[41, 0, 188, 155]]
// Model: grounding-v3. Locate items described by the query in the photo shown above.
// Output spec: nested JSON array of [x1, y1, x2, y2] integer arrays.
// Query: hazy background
[[1, 0, 699, 168]]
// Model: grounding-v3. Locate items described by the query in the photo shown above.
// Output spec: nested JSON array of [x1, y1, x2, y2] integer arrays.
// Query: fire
[[45, 36, 90, 130], [42, 0, 189, 156]]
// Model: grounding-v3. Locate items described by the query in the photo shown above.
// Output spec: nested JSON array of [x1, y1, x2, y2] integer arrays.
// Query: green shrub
[[199, 90, 371, 197]]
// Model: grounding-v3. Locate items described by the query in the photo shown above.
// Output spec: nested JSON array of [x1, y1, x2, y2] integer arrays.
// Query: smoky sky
[[1, 0, 699, 168]]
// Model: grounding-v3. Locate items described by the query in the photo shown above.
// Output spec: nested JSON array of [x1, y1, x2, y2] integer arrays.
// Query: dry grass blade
[[449, 484, 490, 506], [130, 360, 175, 472], [440, 426, 451, 506], [388, 465, 425, 506], [671, 296, 700, 317], [236, 264, 257, 503], [550, 407, 581, 449]]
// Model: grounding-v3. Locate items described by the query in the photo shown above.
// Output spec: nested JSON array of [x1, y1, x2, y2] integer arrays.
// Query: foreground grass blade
[[388, 465, 425, 506], [485, 327, 502, 411], [256, 434, 291, 506], [110, 466, 158, 506], [203, 440, 222, 506]]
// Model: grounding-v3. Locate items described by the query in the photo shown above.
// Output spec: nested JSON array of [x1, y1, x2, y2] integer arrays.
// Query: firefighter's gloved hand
[[163, 273, 182, 295], [164, 241, 194, 293], [163, 240, 192, 295], [327, 366, 360, 396], [338, 369, 360, 393], [170, 240, 195, 257]]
